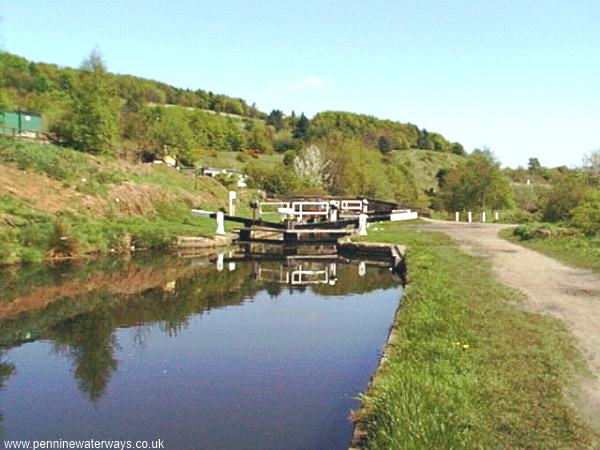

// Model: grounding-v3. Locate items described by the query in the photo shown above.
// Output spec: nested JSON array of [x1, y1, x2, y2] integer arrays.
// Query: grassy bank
[[357, 222, 598, 449], [0, 139, 261, 265], [501, 228, 600, 273]]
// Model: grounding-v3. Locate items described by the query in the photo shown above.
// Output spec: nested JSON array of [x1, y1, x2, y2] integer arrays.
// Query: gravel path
[[420, 219, 600, 428]]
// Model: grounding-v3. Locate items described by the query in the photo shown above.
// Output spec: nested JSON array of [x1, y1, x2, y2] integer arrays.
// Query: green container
[[0, 110, 42, 135]]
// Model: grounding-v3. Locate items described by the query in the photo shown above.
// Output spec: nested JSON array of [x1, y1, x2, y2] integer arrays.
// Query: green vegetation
[[1, 50, 465, 205], [357, 221, 599, 449], [503, 151, 600, 271], [502, 228, 600, 273], [0, 139, 232, 265], [437, 149, 513, 212]]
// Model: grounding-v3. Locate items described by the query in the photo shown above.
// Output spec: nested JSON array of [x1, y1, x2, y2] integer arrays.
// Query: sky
[[1, 0, 599, 168]]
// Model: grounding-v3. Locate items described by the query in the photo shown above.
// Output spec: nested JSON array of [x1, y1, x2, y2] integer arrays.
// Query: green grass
[[200, 151, 283, 171], [501, 228, 600, 273], [356, 221, 598, 449], [0, 140, 234, 265]]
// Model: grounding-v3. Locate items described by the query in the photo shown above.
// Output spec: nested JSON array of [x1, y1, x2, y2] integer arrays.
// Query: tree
[[377, 135, 393, 154], [293, 145, 331, 189], [0, 91, 15, 113], [56, 50, 119, 154], [571, 189, 600, 235], [266, 109, 285, 131], [542, 173, 587, 222], [246, 121, 273, 153], [149, 107, 196, 161], [441, 150, 513, 211], [283, 150, 297, 166], [417, 129, 434, 150], [528, 157, 541, 172], [293, 113, 310, 140], [583, 150, 600, 186], [450, 142, 465, 156]]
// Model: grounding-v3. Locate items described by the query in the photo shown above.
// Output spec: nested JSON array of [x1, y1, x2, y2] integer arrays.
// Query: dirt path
[[420, 219, 600, 427]]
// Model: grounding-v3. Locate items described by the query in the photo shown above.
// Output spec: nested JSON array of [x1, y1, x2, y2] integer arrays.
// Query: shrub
[[513, 223, 579, 241], [129, 224, 172, 249], [236, 152, 249, 163], [570, 190, 600, 236], [47, 221, 80, 258], [542, 173, 587, 222]]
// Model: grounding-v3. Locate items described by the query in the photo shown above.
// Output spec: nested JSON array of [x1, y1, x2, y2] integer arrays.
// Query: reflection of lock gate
[[256, 263, 338, 286]]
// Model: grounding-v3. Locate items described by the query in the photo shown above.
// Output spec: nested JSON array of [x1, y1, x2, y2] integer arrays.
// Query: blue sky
[[1, 0, 599, 167]]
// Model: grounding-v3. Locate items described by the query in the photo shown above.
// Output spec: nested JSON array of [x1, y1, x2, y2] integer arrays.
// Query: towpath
[[420, 219, 600, 428]]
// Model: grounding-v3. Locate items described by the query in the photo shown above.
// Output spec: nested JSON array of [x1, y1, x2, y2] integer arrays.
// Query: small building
[[0, 111, 43, 138]]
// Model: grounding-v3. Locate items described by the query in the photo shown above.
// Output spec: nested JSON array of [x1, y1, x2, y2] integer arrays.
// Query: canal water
[[0, 253, 402, 449]]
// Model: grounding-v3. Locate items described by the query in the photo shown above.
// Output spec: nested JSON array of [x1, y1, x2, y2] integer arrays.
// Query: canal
[[0, 253, 402, 449]]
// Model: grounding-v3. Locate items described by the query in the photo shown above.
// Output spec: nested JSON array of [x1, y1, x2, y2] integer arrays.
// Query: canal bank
[[350, 221, 599, 449]]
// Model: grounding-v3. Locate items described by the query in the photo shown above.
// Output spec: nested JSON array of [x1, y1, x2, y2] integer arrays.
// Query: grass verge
[[501, 228, 600, 273], [356, 221, 598, 449]]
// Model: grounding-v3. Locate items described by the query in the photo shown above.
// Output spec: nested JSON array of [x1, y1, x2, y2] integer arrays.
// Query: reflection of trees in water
[[0, 258, 400, 405], [50, 307, 118, 402]]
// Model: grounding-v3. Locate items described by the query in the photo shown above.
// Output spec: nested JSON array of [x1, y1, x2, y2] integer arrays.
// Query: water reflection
[[0, 250, 402, 448]]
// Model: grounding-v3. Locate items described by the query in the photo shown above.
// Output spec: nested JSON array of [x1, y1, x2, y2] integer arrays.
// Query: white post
[[228, 262, 236, 271], [481, 211, 486, 223], [329, 207, 338, 222], [467, 211, 472, 223], [216, 211, 226, 235], [455, 211, 460, 222], [228, 191, 237, 216], [495, 211, 499, 222], [362, 199, 369, 213], [216, 253, 224, 272], [358, 213, 368, 236]]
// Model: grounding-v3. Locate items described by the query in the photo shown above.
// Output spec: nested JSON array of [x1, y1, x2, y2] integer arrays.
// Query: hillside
[[392, 149, 464, 198], [0, 50, 472, 266], [0, 138, 272, 265]]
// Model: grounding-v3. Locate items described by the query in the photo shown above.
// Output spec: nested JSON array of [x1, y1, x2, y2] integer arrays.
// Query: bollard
[[228, 262, 236, 272], [216, 211, 226, 235], [216, 253, 224, 272], [482, 211, 486, 223], [329, 208, 338, 222], [467, 211, 472, 223], [228, 191, 237, 216], [455, 211, 460, 222], [358, 213, 368, 236], [495, 211, 499, 222]]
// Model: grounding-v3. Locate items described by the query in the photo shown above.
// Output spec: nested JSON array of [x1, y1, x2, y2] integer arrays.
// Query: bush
[[513, 223, 579, 241], [542, 174, 587, 222], [129, 225, 172, 249], [570, 190, 600, 236], [47, 221, 80, 258], [236, 152, 249, 163]]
